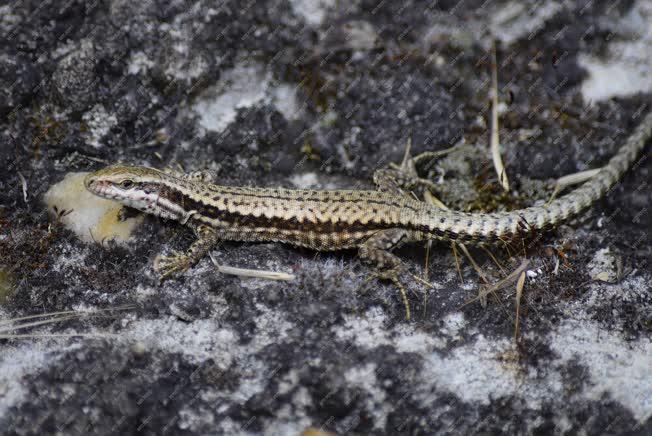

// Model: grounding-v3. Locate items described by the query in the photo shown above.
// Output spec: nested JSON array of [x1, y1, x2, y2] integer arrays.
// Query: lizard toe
[[154, 251, 191, 279]]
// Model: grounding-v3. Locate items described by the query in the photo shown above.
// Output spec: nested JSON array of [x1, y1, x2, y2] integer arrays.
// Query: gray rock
[[1, 0, 650, 435]]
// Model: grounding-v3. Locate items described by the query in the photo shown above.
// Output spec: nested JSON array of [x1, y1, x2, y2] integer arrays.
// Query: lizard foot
[[154, 251, 192, 280], [364, 267, 411, 321]]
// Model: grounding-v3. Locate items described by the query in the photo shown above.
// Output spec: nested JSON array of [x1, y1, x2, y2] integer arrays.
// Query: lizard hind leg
[[359, 229, 414, 320], [377, 137, 464, 197], [373, 168, 438, 197], [373, 138, 437, 196], [374, 164, 437, 195]]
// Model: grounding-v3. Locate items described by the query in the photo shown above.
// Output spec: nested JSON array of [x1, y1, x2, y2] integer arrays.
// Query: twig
[[463, 258, 530, 305], [514, 270, 526, 342], [0, 333, 114, 339], [408, 143, 463, 165], [0, 305, 135, 338], [0, 305, 134, 329], [451, 242, 464, 285], [209, 253, 296, 281], [490, 40, 509, 191], [547, 167, 602, 204], [17, 171, 28, 203]]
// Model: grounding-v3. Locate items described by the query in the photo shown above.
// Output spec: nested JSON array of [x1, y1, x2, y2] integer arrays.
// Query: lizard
[[84, 112, 652, 319]]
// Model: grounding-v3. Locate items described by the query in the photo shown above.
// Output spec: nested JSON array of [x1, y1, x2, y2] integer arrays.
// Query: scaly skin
[[84, 112, 652, 318], [85, 112, 652, 246]]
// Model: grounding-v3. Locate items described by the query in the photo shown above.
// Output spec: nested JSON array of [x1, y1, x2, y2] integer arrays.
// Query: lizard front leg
[[186, 169, 218, 183], [359, 229, 414, 320], [162, 167, 218, 183], [154, 224, 220, 279]]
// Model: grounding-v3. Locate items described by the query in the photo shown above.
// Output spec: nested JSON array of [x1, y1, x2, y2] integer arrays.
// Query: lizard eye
[[119, 179, 135, 189]]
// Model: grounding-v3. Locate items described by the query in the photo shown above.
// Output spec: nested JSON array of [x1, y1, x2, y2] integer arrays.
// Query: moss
[[297, 66, 335, 113], [300, 139, 321, 161], [30, 113, 67, 159], [0, 266, 15, 304]]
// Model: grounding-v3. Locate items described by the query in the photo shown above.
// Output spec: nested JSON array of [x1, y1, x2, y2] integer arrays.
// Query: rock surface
[[1, 0, 650, 434]]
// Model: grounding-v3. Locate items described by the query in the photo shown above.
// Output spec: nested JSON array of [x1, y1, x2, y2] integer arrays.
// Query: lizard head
[[84, 165, 186, 220]]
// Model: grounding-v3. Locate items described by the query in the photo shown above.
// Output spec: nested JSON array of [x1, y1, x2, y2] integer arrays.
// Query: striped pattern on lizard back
[[82, 112, 652, 319], [84, 111, 652, 250]]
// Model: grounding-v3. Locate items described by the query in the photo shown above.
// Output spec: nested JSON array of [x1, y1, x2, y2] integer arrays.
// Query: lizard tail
[[422, 111, 652, 244], [517, 110, 652, 230]]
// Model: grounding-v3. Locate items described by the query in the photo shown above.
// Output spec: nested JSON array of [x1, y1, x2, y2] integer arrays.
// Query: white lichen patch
[[127, 51, 155, 75], [345, 363, 391, 431], [580, 57, 652, 102], [165, 54, 208, 82], [271, 84, 302, 121], [51, 243, 90, 273], [417, 335, 562, 410], [336, 307, 447, 352], [335, 307, 392, 349], [119, 303, 300, 434], [586, 247, 618, 283], [580, 1, 652, 102], [581, 275, 649, 309], [43, 172, 143, 245], [393, 323, 447, 354], [288, 0, 336, 26], [489, 1, 562, 45], [0, 4, 21, 28], [122, 317, 239, 366], [157, 6, 210, 82], [121, 303, 293, 381], [177, 407, 216, 432], [290, 172, 319, 188], [423, 1, 562, 50], [439, 312, 467, 338], [0, 345, 48, 416], [0, 342, 80, 417], [550, 319, 652, 422], [412, 275, 652, 423], [81, 104, 118, 148], [192, 62, 302, 133], [192, 63, 270, 133]]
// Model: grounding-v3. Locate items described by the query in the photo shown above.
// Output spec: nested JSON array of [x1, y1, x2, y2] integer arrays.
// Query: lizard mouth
[[83, 173, 96, 189], [83, 173, 185, 221], [84, 174, 121, 200]]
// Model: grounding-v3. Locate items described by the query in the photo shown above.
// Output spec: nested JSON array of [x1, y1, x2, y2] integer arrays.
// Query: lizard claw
[[154, 251, 192, 280], [364, 267, 412, 320]]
